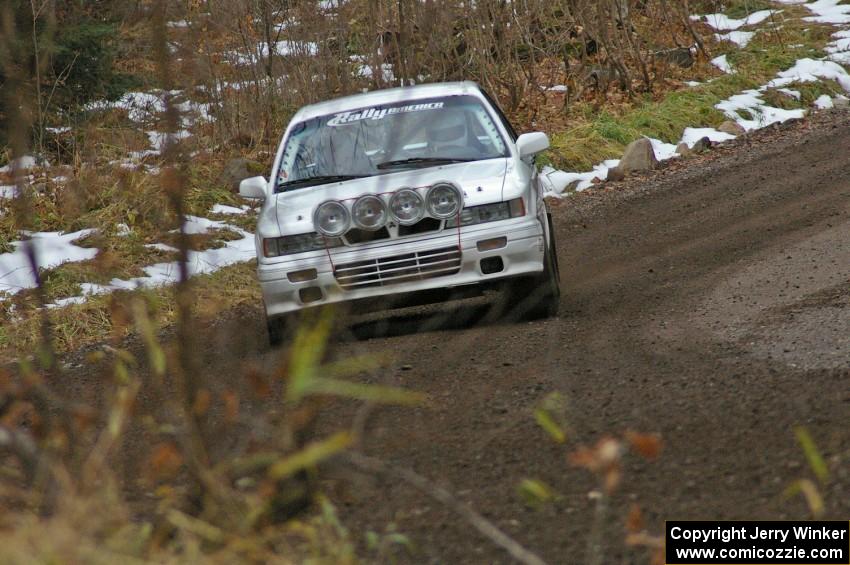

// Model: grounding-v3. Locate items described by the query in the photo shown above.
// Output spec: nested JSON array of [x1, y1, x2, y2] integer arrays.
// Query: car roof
[[292, 81, 483, 122]]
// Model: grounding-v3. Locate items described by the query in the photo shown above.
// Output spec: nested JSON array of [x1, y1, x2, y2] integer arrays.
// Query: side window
[[479, 88, 518, 141]]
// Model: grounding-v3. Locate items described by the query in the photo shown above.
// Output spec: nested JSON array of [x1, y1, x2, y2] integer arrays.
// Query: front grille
[[398, 217, 442, 237], [334, 246, 462, 289], [345, 227, 391, 244]]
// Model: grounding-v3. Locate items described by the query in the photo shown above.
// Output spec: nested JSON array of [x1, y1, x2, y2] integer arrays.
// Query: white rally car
[[239, 81, 561, 344]]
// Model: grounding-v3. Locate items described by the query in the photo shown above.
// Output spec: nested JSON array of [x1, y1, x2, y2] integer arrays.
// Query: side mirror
[[239, 176, 268, 200], [516, 132, 550, 159]]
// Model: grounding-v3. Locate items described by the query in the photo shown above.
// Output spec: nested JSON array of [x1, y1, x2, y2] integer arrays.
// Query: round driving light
[[352, 194, 388, 231], [389, 188, 425, 225], [313, 200, 350, 237], [426, 183, 463, 219]]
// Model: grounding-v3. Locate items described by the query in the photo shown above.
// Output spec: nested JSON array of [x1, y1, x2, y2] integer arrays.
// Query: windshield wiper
[[376, 157, 474, 170], [277, 174, 369, 191]]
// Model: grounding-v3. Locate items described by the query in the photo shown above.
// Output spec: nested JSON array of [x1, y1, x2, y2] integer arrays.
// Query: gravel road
[[55, 108, 849, 564], [308, 109, 850, 563]]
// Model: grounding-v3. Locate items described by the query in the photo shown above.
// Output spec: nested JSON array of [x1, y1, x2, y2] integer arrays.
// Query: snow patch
[[356, 62, 396, 82], [799, 0, 850, 25], [648, 138, 679, 161], [145, 243, 179, 253], [826, 29, 850, 64], [0, 230, 97, 296], [87, 91, 165, 122], [540, 159, 621, 193], [680, 127, 737, 146], [211, 204, 250, 215], [693, 10, 775, 31], [52, 228, 255, 305], [715, 30, 756, 47], [86, 90, 211, 127], [226, 41, 318, 65], [175, 215, 232, 235], [711, 55, 736, 74], [0, 155, 46, 173], [814, 94, 834, 108], [716, 90, 806, 130], [769, 58, 850, 91], [147, 130, 192, 152]]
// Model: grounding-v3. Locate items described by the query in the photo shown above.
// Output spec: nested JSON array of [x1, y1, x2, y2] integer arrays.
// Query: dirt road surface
[[60, 109, 850, 563], [313, 110, 850, 563]]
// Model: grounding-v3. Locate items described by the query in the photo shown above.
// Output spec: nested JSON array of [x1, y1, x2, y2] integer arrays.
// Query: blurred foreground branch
[[345, 451, 548, 565]]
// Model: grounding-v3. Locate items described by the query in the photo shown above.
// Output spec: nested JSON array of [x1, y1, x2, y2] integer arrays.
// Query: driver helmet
[[426, 108, 470, 153]]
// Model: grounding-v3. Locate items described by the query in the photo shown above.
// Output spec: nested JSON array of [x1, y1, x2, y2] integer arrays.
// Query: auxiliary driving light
[[389, 188, 425, 225], [352, 194, 388, 231], [314, 201, 350, 237], [426, 183, 463, 219]]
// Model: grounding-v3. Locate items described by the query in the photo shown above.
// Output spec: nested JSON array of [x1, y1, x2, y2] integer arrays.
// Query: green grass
[[546, 5, 839, 172], [722, 0, 773, 19], [787, 80, 845, 106], [757, 79, 844, 113], [547, 84, 737, 171]]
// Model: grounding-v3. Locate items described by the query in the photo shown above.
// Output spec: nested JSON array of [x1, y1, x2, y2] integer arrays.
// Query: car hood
[[270, 158, 509, 235]]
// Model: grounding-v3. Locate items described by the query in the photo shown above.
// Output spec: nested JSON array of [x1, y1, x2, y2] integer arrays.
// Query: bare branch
[[345, 452, 549, 565]]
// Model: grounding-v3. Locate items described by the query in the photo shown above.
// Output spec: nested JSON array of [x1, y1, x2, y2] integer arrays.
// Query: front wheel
[[267, 313, 296, 348], [502, 221, 561, 321]]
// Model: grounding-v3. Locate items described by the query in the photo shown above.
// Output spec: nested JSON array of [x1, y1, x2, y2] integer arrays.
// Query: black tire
[[528, 230, 561, 319], [267, 313, 295, 348], [502, 216, 561, 321], [547, 212, 562, 288]]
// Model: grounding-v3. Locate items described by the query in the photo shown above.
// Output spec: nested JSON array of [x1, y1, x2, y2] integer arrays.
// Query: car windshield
[[275, 94, 509, 192]]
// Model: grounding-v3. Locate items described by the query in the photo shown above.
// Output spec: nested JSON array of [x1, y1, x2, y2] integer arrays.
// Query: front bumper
[[257, 216, 545, 317]]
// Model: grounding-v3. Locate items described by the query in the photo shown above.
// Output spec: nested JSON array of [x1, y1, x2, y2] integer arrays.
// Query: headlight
[[446, 198, 525, 228], [389, 188, 425, 225], [263, 232, 342, 257], [426, 183, 463, 219], [352, 194, 388, 231], [314, 200, 350, 237]]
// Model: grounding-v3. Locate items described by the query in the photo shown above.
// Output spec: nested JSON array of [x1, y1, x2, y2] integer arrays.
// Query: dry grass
[[0, 261, 260, 363], [0, 149, 255, 364], [0, 481, 358, 564]]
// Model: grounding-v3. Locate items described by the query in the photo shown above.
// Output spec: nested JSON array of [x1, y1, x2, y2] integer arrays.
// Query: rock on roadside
[[623, 137, 659, 171], [717, 120, 746, 136], [691, 136, 712, 153], [607, 138, 659, 181], [607, 166, 626, 182]]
